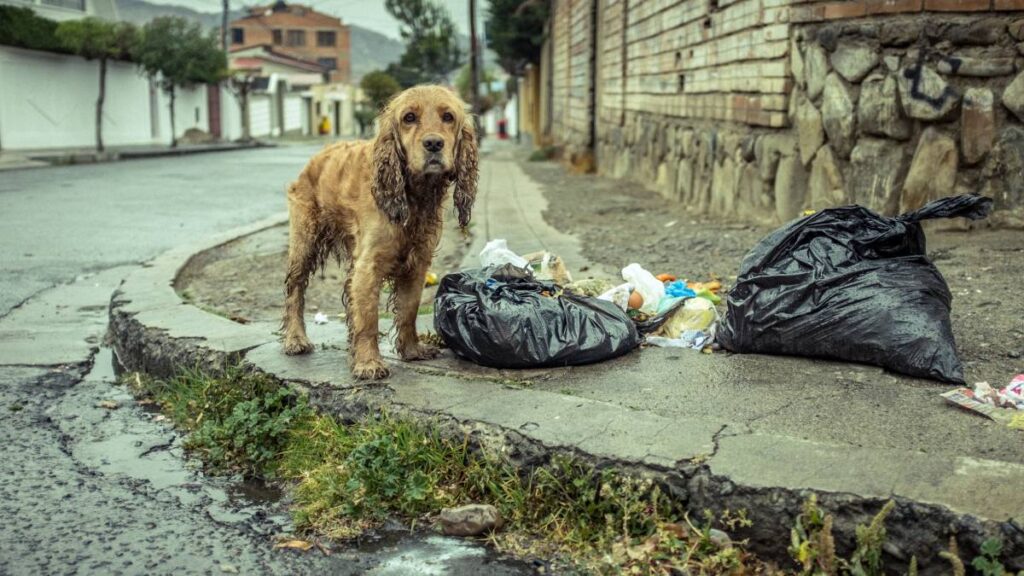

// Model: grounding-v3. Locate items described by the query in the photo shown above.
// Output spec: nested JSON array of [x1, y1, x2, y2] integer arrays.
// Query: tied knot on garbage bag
[[717, 194, 994, 384]]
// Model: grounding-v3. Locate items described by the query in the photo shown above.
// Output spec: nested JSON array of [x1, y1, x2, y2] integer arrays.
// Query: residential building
[[229, 44, 326, 137], [228, 0, 351, 83], [0, 0, 117, 21]]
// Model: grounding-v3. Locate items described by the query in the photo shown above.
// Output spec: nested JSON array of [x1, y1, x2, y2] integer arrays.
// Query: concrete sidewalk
[[0, 141, 269, 171], [107, 149, 1024, 572]]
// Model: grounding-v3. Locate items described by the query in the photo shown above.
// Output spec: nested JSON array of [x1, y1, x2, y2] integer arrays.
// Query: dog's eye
[[403, 112, 417, 123], [442, 112, 455, 123]]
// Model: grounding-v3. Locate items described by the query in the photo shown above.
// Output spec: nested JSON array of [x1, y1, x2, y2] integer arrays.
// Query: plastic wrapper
[[479, 239, 529, 269], [597, 283, 632, 311], [717, 195, 993, 384], [1003, 374, 1024, 408], [654, 298, 718, 339], [434, 266, 641, 368]]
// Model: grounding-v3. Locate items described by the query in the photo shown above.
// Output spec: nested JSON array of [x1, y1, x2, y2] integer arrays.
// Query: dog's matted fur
[[281, 85, 478, 379]]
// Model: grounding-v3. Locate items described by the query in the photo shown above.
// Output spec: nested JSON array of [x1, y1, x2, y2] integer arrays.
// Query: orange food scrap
[[687, 280, 722, 293]]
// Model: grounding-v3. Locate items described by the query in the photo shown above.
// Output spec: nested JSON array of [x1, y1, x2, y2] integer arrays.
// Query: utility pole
[[221, 0, 229, 53], [468, 0, 480, 116]]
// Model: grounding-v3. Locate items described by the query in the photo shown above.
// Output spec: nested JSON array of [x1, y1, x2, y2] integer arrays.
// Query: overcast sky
[[141, 0, 478, 39]]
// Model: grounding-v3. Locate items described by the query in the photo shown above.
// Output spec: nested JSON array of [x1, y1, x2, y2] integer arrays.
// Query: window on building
[[317, 31, 336, 47], [231, 28, 245, 45], [272, 29, 283, 45], [286, 30, 306, 47], [318, 58, 337, 71], [41, 0, 85, 9]]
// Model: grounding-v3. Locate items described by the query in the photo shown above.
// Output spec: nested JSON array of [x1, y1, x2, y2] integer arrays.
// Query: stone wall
[[790, 9, 1024, 224], [593, 0, 797, 225], [546, 0, 1024, 225]]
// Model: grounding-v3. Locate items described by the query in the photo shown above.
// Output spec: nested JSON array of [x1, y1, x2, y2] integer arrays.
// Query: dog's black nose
[[423, 135, 444, 153]]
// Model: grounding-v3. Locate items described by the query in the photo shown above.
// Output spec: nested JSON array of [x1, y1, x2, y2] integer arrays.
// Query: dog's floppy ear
[[371, 110, 409, 225], [453, 115, 479, 230]]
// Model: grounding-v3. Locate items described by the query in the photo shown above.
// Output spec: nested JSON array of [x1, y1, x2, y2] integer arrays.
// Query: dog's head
[[371, 85, 478, 229]]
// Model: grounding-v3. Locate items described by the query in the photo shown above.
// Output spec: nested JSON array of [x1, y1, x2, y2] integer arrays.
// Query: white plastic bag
[[597, 283, 632, 311], [621, 263, 663, 314], [479, 239, 529, 269]]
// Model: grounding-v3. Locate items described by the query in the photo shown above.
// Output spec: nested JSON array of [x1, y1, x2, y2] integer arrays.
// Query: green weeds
[[972, 538, 1024, 576], [528, 145, 559, 162], [790, 496, 893, 576], [130, 368, 311, 476], [128, 368, 1024, 574], [127, 368, 763, 571]]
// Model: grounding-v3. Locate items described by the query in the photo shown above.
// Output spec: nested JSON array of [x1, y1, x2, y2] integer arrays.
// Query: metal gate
[[284, 94, 302, 134], [249, 95, 272, 137]]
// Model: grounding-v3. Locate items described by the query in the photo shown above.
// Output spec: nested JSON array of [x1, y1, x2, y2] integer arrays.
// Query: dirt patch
[[521, 158, 1024, 386], [177, 202, 471, 324]]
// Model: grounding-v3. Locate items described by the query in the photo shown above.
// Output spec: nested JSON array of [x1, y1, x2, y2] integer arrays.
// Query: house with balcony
[[228, 0, 350, 84]]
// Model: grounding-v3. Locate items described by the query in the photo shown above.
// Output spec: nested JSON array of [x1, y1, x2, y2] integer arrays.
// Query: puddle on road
[[62, 348, 537, 574]]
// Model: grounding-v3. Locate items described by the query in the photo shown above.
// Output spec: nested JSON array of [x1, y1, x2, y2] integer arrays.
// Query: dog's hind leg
[[282, 183, 317, 355]]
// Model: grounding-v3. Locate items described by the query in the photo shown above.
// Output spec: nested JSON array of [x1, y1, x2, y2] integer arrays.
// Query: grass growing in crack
[[131, 368, 311, 477], [128, 368, 1024, 575], [790, 495, 894, 576], [127, 368, 763, 572]]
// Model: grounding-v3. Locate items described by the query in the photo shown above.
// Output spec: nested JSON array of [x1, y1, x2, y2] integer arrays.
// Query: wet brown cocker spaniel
[[281, 85, 478, 379]]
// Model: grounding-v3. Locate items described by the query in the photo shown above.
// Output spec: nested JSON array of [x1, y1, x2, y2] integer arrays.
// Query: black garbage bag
[[717, 195, 993, 384], [434, 265, 641, 368]]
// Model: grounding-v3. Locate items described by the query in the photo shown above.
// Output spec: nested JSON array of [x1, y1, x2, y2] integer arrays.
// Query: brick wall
[[792, 0, 1024, 22], [551, 0, 595, 158], [599, 0, 792, 129], [591, 0, 800, 223]]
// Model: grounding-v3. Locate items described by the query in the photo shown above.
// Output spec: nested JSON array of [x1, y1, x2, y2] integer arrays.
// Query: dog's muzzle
[[423, 153, 446, 174]]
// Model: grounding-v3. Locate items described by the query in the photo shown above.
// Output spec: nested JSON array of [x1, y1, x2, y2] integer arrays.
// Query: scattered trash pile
[[581, 263, 722, 351], [435, 195, 995, 382], [717, 195, 993, 384], [433, 240, 722, 368], [941, 375, 1024, 431]]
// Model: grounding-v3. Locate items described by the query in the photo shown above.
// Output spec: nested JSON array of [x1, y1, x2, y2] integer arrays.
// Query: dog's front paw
[[399, 343, 441, 362], [351, 358, 391, 380], [283, 334, 314, 355]]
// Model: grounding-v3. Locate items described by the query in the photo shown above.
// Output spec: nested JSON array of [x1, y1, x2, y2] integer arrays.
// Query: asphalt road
[[0, 147, 532, 575]]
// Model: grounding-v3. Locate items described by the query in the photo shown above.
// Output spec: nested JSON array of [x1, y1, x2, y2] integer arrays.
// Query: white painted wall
[[0, 46, 152, 149], [0, 0, 118, 22], [0, 45, 235, 151], [151, 83, 208, 146]]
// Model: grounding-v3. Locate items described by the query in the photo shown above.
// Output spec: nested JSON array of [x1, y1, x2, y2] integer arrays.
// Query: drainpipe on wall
[[588, 0, 598, 156]]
